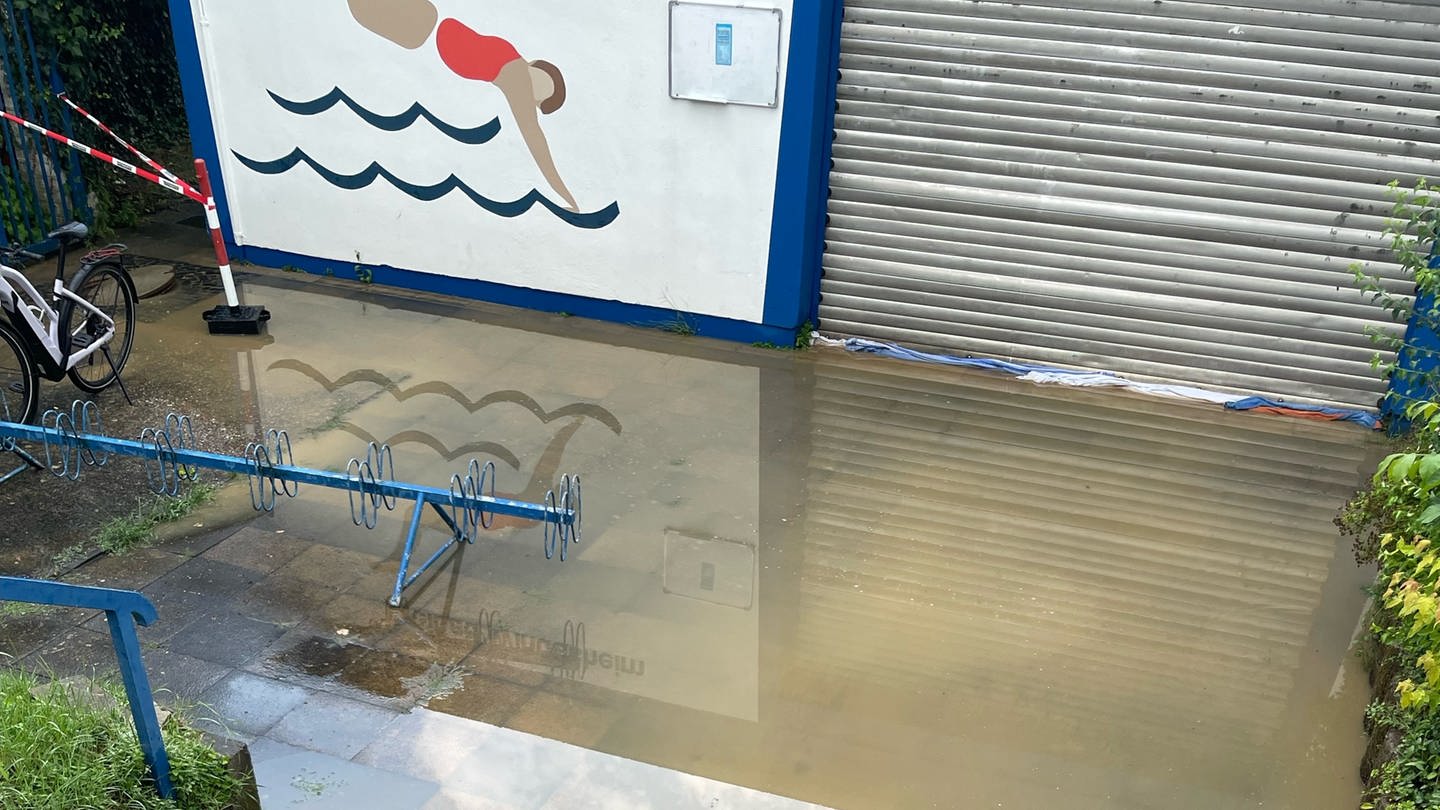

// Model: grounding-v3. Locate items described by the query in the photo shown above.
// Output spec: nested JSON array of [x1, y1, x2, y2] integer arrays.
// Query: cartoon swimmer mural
[[346, 0, 580, 212], [235, 0, 619, 229]]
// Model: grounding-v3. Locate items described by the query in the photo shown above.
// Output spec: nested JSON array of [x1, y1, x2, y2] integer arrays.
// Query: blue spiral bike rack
[[0, 401, 583, 607]]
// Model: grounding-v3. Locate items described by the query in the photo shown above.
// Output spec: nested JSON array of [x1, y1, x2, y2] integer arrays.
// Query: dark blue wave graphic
[[232, 148, 621, 229], [268, 88, 501, 146]]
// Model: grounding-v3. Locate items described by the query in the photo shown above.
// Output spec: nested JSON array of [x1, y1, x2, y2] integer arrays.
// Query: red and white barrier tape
[[0, 106, 241, 309], [57, 93, 200, 200], [0, 110, 206, 205]]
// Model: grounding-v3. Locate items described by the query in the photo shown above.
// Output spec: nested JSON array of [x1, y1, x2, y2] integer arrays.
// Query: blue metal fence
[[0, 0, 87, 249]]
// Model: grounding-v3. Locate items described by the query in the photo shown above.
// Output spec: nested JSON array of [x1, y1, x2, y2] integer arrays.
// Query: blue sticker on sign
[[715, 23, 733, 66]]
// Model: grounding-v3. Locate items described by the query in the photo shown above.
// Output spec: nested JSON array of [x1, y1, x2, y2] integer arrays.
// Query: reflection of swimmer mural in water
[[347, 0, 579, 212]]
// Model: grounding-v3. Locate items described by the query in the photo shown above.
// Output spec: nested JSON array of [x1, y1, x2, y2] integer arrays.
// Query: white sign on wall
[[669, 2, 783, 107], [187, 0, 793, 323]]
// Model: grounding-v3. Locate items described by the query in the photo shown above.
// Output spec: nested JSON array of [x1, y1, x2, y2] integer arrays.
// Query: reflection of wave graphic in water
[[339, 419, 584, 510], [232, 148, 621, 229], [338, 423, 521, 468], [267, 360, 624, 435], [267, 88, 502, 145]]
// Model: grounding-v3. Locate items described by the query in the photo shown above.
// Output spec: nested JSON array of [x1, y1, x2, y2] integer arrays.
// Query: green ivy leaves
[[1351, 179, 1440, 398]]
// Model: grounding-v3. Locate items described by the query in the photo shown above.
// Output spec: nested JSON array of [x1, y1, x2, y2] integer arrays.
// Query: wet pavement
[[0, 217, 1385, 808]]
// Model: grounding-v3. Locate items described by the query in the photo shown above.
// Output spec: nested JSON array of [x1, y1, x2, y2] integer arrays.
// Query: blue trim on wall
[[167, 0, 233, 244], [762, 0, 842, 332], [241, 244, 798, 345]]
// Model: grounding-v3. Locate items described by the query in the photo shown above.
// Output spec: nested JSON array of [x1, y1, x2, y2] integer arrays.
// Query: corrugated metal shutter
[[820, 0, 1440, 409], [798, 353, 1373, 783]]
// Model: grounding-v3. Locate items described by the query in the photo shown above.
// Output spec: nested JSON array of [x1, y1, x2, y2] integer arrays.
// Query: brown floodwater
[[159, 272, 1383, 809]]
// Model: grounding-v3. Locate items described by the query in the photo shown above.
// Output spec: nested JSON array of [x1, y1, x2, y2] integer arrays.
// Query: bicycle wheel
[[0, 324, 38, 424], [60, 262, 136, 394]]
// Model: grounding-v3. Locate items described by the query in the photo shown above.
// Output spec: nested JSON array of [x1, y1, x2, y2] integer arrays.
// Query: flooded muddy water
[[169, 273, 1383, 809]]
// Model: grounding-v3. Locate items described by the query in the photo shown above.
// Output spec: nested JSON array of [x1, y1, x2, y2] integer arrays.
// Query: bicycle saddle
[[47, 221, 88, 244]]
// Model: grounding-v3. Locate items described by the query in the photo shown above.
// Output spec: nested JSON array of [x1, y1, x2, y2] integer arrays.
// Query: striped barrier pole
[[57, 93, 200, 200], [194, 159, 240, 309], [0, 110, 205, 204], [1, 107, 269, 333]]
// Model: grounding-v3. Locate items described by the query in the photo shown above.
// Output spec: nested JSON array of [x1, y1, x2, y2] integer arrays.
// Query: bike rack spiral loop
[[139, 413, 197, 495], [245, 429, 296, 512], [0, 401, 591, 610], [41, 400, 107, 480], [346, 442, 396, 529], [543, 474, 582, 561], [448, 458, 496, 543]]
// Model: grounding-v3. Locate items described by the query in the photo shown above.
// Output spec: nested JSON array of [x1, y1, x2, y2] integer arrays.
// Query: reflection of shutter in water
[[663, 528, 754, 609], [798, 355, 1368, 787]]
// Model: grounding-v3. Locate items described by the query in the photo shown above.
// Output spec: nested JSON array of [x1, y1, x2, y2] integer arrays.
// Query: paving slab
[[353, 709, 830, 810], [62, 547, 189, 591], [142, 646, 232, 702], [0, 605, 86, 663], [195, 671, 312, 741], [268, 690, 402, 759], [250, 737, 440, 809], [166, 606, 289, 667], [233, 571, 345, 626], [202, 525, 312, 573], [16, 625, 118, 681]]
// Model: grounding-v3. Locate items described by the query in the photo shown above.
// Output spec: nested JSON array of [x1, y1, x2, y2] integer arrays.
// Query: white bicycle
[[0, 221, 136, 425]]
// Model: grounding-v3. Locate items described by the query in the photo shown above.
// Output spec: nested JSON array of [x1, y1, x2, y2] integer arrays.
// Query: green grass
[[91, 482, 220, 557], [795, 322, 814, 350], [752, 322, 816, 352], [50, 542, 91, 574], [0, 602, 46, 620], [0, 670, 245, 809], [659, 315, 697, 336]]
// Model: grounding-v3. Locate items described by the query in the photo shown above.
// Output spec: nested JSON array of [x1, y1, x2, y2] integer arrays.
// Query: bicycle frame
[[0, 262, 113, 380]]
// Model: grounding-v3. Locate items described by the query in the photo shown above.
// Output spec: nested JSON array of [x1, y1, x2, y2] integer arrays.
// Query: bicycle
[[0, 221, 136, 425]]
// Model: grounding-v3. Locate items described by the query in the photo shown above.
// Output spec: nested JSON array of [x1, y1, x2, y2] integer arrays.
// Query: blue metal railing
[[0, 576, 174, 799]]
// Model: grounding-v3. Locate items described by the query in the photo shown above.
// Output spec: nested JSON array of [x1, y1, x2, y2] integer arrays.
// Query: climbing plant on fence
[[1353, 179, 1440, 413], [12, 0, 189, 232]]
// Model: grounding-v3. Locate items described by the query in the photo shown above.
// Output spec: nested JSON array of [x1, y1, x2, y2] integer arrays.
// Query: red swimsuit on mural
[[435, 18, 522, 82]]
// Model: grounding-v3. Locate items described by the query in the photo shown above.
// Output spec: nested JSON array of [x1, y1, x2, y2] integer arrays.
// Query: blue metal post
[[106, 610, 174, 797], [18, 20, 63, 228], [0, 17, 39, 243], [49, 65, 86, 222], [6, 1, 59, 229], [391, 494, 427, 607], [0, 576, 174, 800]]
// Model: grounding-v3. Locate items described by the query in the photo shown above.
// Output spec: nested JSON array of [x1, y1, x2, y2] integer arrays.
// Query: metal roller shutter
[[820, 0, 1440, 409]]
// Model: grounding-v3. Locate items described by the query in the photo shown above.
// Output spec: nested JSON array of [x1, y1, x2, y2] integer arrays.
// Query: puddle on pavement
[[154, 274, 1382, 809], [270, 635, 366, 678]]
